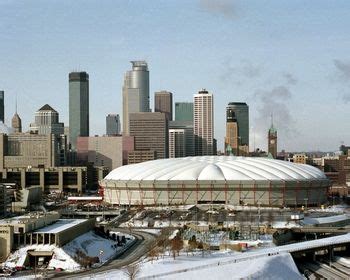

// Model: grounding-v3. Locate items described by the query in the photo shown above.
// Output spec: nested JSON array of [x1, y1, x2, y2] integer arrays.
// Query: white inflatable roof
[[104, 156, 327, 181]]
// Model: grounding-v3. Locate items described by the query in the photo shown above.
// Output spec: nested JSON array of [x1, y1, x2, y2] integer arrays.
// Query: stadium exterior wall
[[100, 178, 329, 207]]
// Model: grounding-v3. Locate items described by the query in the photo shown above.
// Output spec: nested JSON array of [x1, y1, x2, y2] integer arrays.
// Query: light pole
[[257, 203, 261, 238], [304, 198, 308, 212]]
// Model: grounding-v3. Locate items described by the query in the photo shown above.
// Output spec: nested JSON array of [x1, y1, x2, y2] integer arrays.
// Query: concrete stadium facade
[[100, 156, 330, 207]]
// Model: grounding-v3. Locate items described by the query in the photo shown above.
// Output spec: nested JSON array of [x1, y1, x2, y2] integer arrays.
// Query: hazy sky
[[1, 0, 350, 152]]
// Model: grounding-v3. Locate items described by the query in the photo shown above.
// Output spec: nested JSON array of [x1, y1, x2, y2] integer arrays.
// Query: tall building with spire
[[194, 89, 214, 156], [268, 115, 277, 158], [122, 61, 150, 135], [11, 99, 21, 133], [69, 71, 89, 150]]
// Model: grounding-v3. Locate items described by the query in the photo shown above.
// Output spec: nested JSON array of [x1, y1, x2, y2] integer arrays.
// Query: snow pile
[[83, 251, 302, 280], [3, 244, 56, 268], [63, 231, 118, 264], [48, 247, 80, 271], [168, 229, 179, 240], [272, 220, 301, 228], [3, 231, 134, 272]]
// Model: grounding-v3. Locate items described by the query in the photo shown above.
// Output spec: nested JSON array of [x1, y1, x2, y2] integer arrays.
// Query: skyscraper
[[122, 61, 150, 135], [226, 102, 249, 148], [175, 102, 193, 121], [69, 72, 89, 150], [169, 129, 186, 158], [11, 112, 22, 133], [29, 104, 64, 135], [106, 114, 121, 136], [129, 112, 168, 159], [0, 91, 4, 123], [268, 116, 277, 158], [194, 89, 214, 156], [224, 108, 239, 155], [155, 91, 173, 120]]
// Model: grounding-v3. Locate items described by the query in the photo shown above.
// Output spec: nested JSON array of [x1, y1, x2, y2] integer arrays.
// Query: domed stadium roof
[[105, 156, 327, 182]]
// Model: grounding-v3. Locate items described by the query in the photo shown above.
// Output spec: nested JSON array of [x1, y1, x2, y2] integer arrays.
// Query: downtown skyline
[[1, 0, 350, 152]]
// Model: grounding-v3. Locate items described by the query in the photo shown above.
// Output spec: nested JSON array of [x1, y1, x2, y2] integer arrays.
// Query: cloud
[[199, 0, 236, 18], [0, 121, 13, 134], [334, 59, 350, 80], [333, 59, 350, 103], [253, 86, 296, 150], [282, 73, 297, 85], [220, 59, 261, 85]]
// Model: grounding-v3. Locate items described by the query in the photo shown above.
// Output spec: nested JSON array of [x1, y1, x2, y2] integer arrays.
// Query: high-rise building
[[76, 136, 124, 171], [169, 129, 186, 158], [175, 102, 193, 121], [194, 89, 214, 156], [122, 61, 150, 135], [224, 108, 239, 155], [69, 72, 89, 150], [0, 133, 60, 169], [11, 112, 22, 133], [155, 91, 173, 121], [29, 104, 67, 165], [129, 112, 168, 159], [0, 91, 4, 123], [169, 120, 195, 157], [106, 114, 121, 136], [268, 118, 277, 158], [226, 102, 249, 147], [29, 104, 64, 135]]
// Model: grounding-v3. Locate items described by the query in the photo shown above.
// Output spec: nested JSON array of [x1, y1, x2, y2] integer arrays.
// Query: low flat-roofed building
[[32, 218, 95, 247], [1, 166, 88, 193], [0, 211, 59, 258], [0, 211, 94, 258]]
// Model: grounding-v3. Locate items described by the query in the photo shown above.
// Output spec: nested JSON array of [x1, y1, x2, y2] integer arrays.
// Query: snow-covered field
[[82, 250, 302, 280], [3, 231, 134, 272]]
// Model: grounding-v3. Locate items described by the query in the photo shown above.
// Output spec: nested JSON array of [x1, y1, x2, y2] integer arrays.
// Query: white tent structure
[[100, 156, 329, 206]]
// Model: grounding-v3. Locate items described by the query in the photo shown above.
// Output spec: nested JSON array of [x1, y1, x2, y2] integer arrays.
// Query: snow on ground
[[302, 214, 350, 225], [138, 228, 162, 235], [168, 229, 179, 240], [309, 204, 349, 214], [3, 231, 134, 272], [272, 220, 301, 228], [82, 250, 302, 280], [335, 256, 350, 268]]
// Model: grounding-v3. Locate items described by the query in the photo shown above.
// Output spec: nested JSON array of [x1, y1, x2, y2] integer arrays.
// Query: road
[[49, 229, 156, 279]]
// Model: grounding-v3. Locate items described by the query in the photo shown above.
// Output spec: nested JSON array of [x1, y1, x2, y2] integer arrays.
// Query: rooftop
[[38, 104, 57, 112], [104, 156, 328, 182], [34, 219, 88, 234]]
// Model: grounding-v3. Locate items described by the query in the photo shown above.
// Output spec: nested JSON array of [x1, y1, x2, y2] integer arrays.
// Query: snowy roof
[[104, 156, 328, 182], [34, 219, 88, 234], [303, 214, 350, 225]]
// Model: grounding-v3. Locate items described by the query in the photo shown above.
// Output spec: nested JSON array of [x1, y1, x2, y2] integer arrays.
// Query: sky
[[0, 0, 350, 152]]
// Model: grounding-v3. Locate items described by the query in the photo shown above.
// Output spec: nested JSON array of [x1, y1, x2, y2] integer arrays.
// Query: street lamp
[[99, 250, 104, 263]]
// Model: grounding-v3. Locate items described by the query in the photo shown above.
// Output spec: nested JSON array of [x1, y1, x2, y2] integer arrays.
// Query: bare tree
[[148, 247, 160, 263], [171, 235, 183, 260], [123, 263, 140, 280]]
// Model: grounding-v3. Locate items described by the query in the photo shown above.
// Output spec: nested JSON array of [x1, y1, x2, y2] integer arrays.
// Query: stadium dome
[[101, 156, 330, 207]]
